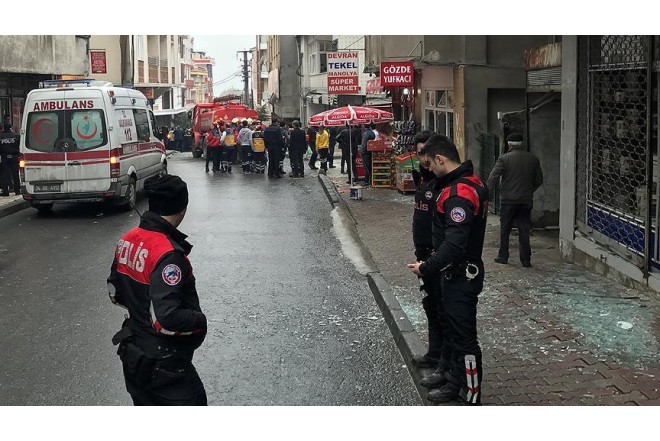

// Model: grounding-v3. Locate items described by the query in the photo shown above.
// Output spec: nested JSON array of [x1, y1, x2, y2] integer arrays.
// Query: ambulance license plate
[[34, 183, 62, 193]]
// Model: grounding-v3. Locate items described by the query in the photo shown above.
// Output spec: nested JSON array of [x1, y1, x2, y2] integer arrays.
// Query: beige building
[[0, 35, 89, 128], [88, 35, 195, 111]]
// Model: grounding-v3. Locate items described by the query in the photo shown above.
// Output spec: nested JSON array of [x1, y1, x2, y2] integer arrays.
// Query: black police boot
[[427, 382, 460, 403], [420, 366, 448, 388], [411, 353, 440, 368]]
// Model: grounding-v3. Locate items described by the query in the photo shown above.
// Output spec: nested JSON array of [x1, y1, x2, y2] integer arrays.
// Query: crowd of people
[[201, 118, 392, 185]]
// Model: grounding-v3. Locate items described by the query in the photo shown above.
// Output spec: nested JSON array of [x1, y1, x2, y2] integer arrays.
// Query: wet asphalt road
[[0, 153, 419, 405]]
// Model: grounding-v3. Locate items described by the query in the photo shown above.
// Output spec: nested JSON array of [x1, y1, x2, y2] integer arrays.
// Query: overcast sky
[[191, 35, 257, 96]]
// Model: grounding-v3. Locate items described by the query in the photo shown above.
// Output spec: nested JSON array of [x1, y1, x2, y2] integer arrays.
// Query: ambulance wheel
[[119, 178, 136, 212], [192, 149, 202, 158], [34, 203, 53, 214]]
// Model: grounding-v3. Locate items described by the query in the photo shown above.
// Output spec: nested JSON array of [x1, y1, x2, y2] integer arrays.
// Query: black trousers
[[279, 146, 286, 172], [122, 354, 207, 406], [416, 247, 449, 367], [308, 144, 317, 168], [361, 150, 372, 183], [0, 155, 20, 195], [290, 145, 304, 176], [318, 148, 328, 171], [498, 203, 533, 264], [222, 146, 236, 171], [340, 148, 349, 172], [329, 144, 335, 167], [441, 274, 483, 405], [241, 145, 252, 172], [206, 147, 221, 171], [267, 147, 281, 177]]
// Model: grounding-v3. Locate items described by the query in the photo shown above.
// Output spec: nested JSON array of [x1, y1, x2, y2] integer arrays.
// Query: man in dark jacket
[[0, 117, 21, 196], [408, 134, 489, 405], [360, 123, 376, 186], [107, 174, 208, 406], [173, 126, 184, 152], [264, 119, 285, 178], [409, 130, 450, 378], [328, 126, 338, 169], [336, 125, 361, 184], [307, 126, 318, 170], [288, 120, 307, 178], [486, 133, 543, 267]]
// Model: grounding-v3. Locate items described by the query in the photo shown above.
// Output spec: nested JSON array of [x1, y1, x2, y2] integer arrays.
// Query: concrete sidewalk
[[321, 165, 660, 405], [0, 194, 28, 219]]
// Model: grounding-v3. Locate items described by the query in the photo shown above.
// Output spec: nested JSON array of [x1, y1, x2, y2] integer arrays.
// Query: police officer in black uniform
[[0, 117, 21, 196], [408, 134, 488, 405], [264, 119, 284, 178], [107, 174, 208, 405], [410, 130, 450, 374]]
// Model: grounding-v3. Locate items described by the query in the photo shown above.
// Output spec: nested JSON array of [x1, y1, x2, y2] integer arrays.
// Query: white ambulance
[[19, 79, 167, 213]]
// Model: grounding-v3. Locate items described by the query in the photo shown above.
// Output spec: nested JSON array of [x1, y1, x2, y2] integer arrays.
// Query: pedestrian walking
[[237, 120, 253, 174], [205, 123, 221, 173], [0, 117, 21, 196], [315, 125, 330, 174], [360, 123, 376, 186], [328, 126, 338, 169], [107, 174, 208, 406], [307, 126, 318, 170], [486, 133, 543, 267], [409, 130, 450, 378], [279, 121, 289, 175], [335, 124, 360, 184], [251, 125, 267, 174], [220, 124, 236, 173], [288, 120, 306, 178], [173, 125, 184, 152], [407, 134, 488, 405], [264, 119, 284, 179]]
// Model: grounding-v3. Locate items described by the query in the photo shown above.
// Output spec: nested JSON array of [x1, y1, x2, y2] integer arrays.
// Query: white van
[[19, 79, 167, 213]]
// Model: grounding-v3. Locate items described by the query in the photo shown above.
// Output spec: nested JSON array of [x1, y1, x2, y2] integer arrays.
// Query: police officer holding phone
[[407, 134, 489, 406]]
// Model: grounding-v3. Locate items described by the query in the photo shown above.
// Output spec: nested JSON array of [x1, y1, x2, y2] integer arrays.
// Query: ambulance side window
[[149, 110, 157, 137], [132, 109, 150, 142]]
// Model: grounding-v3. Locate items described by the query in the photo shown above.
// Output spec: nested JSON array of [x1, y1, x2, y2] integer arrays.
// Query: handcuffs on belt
[[442, 262, 480, 281]]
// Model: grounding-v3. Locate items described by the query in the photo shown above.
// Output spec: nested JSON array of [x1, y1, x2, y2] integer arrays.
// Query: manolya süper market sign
[[380, 61, 414, 87]]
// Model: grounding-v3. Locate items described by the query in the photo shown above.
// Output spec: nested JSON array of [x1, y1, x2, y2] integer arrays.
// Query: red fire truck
[[190, 102, 258, 158]]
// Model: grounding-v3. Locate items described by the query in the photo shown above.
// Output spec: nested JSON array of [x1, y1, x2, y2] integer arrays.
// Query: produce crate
[[371, 150, 393, 188], [395, 152, 419, 193]]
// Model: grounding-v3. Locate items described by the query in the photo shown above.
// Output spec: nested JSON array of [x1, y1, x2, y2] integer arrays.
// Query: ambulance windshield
[[26, 109, 107, 152]]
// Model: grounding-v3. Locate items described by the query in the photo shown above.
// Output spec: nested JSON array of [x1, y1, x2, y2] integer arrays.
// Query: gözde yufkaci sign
[[327, 52, 360, 95], [380, 61, 414, 87]]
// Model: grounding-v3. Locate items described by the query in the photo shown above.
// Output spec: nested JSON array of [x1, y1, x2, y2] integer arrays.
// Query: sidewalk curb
[[317, 174, 434, 405], [0, 199, 30, 219]]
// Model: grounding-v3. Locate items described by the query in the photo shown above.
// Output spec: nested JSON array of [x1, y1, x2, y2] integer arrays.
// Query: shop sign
[[380, 61, 414, 87], [327, 52, 360, 95], [366, 77, 383, 95], [90, 50, 107, 74]]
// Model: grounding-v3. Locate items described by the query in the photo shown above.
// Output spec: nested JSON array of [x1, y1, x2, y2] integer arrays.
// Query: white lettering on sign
[[327, 52, 360, 95], [33, 100, 95, 112], [382, 75, 414, 83], [382, 65, 413, 74]]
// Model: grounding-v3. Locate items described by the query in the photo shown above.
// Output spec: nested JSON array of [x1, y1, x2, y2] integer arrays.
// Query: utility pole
[[238, 49, 250, 106]]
